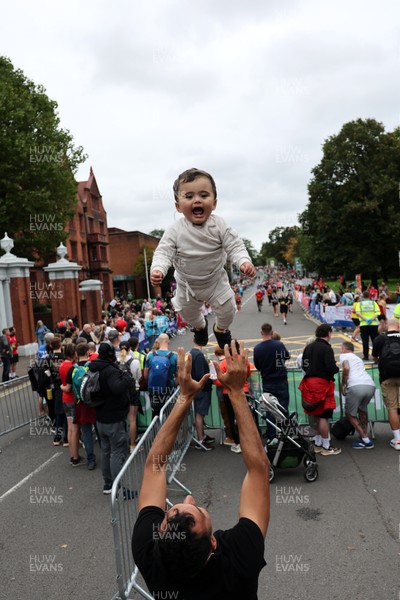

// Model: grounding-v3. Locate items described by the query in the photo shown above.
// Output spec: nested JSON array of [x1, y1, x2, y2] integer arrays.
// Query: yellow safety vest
[[354, 300, 380, 326]]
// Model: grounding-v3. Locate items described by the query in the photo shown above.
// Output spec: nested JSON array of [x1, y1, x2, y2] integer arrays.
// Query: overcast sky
[[1, 0, 399, 251]]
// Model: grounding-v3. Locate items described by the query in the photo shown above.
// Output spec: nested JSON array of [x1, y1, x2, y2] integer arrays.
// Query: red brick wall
[[9, 276, 35, 345]]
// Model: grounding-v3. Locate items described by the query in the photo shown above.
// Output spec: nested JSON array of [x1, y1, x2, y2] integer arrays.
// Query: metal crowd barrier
[[110, 416, 161, 600], [110, 387, 196, 600], [0, 375, 39, 437]]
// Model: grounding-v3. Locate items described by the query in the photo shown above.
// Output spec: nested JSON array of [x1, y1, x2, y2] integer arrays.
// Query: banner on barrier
[[295, 291, 395, 327]]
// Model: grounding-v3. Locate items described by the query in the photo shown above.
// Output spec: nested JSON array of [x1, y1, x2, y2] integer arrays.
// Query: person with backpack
[[68, 343, 97, 469], [372, 318, 400, 450], [49, 338, 68, 447], [87, 341, 137, 494], [144, 333, 178, 418], [60, 344, 86, 466], [119, 341, 142, 452], [340, 341, 376, 449]]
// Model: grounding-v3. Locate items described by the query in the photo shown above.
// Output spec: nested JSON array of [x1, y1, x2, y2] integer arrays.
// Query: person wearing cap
[[88, 341, 137, 494]]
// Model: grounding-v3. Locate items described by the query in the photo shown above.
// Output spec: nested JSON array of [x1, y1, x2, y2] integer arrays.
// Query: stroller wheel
[[304, 465, 318, 482], [303, 456, 313, 468], [269, 465, 275, 483]]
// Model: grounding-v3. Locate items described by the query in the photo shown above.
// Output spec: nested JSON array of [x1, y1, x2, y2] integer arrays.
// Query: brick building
[[108, 228, 160, 299], [66, 167, 113, 302]]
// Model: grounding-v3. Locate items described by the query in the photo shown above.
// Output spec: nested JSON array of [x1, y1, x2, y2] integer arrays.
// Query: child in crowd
[[150, 168, 255, 348]]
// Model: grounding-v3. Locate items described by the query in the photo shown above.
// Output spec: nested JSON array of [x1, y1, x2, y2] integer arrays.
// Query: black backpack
[[331, 417, 355, 440], [381, 334, 400, 379], [28, 358, 53, 395], [80, 370, 103, 408]]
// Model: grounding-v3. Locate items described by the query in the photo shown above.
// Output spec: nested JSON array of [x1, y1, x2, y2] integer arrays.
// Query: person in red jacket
[[299, 323, 341, 456], [8, 326, 19, 379]]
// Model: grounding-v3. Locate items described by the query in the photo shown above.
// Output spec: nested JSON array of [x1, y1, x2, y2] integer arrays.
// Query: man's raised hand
[[177, 347, 210, 401], [213, 340, 248, 394]]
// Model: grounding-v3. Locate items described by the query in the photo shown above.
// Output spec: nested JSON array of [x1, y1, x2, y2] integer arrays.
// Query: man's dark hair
[[51, 338, 61, 350], [362, 291, 370, 299], [261, 323, 273, 336], [173, 168, 217, 202], [63, 344, 76, 359], [76, 343, 90, 358], [128, 336, 139, 350], [315, 324, 332, 338], [155, 510, 212, 582]]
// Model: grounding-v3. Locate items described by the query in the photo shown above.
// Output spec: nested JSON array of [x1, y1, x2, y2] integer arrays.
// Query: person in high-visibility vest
[[354, 291, 381, 361], [393, 303, 400, 320]]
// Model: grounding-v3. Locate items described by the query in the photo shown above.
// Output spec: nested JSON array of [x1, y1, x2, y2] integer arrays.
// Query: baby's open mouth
[[192, 207, 204, 215]]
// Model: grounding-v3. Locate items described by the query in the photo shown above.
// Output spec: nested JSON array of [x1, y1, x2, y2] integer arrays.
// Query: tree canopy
[[148, 229, 165, 239], [0, 56, 86, 261], [299, 118, 400, 280], [259, 226, 301, 266]]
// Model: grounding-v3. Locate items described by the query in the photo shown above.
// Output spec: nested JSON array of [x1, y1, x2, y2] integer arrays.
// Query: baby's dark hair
[[173, 168, 217, 201]]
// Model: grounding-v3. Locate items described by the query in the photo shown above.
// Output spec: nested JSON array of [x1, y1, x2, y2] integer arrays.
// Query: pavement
[[0, 290, 399, 600]]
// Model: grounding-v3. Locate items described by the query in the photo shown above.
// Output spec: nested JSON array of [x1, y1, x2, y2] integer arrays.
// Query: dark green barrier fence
[[204, 367, 389, 433]]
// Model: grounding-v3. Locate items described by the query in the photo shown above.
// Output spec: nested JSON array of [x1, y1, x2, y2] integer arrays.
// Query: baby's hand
[[240, 262, 256, 277], [150, 270, 164, 286]]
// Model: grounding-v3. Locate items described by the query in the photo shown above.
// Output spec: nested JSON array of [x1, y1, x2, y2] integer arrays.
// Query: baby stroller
[[252, 393, 318, 483]]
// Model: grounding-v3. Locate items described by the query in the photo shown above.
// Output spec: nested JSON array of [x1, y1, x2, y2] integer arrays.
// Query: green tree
[[242, 238, 260, 265], [0, 56, 86, 261], [259, 226, 300, 266], [133, 247, 155, 278], [149, 229, 165, 238], [299, 119, 400, 282]]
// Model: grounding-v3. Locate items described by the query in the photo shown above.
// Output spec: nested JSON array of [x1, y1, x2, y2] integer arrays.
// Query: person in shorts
[[372, 318, 400, 450], [8, 326, 19, 379], [190, 343, 214, 450], [340, 341, 375, 449], [299, 324, 341, 456]]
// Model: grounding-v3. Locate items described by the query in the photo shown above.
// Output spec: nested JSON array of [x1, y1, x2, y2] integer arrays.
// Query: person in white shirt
[[340, 341, 376, 449]]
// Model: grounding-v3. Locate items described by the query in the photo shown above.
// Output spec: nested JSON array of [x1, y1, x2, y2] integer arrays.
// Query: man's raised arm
[[214, 341, 270, 538], [138, 348, 209, 511]]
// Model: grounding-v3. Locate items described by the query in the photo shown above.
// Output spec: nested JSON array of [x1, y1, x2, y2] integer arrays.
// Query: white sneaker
[[230, 444, 242, 454], [390, 439, 400, 450]]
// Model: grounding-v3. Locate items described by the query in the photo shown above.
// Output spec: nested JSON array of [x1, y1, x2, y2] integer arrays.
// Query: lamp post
[[143, 248, 151, 300]]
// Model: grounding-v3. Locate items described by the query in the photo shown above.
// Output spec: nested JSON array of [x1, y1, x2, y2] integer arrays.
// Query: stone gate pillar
[[43, 243, 82, 326], [79, 279, 103, 324], [0, 233, 35, 353]]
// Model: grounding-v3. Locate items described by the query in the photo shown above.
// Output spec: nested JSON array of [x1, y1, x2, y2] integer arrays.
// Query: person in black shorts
[[132, 342, 270, 599], [278, 294, 289, 325]]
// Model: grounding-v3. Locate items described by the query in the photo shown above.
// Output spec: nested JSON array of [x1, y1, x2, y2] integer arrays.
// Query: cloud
[[0, 0, 399, 252]]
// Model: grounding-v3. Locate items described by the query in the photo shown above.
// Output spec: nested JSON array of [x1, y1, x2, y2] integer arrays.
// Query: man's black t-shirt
[[372, 331, 400, 382], [132, 506, 266, 600]]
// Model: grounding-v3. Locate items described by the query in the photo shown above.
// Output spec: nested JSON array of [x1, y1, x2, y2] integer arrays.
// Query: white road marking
[[0, 452, 62, 502]]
